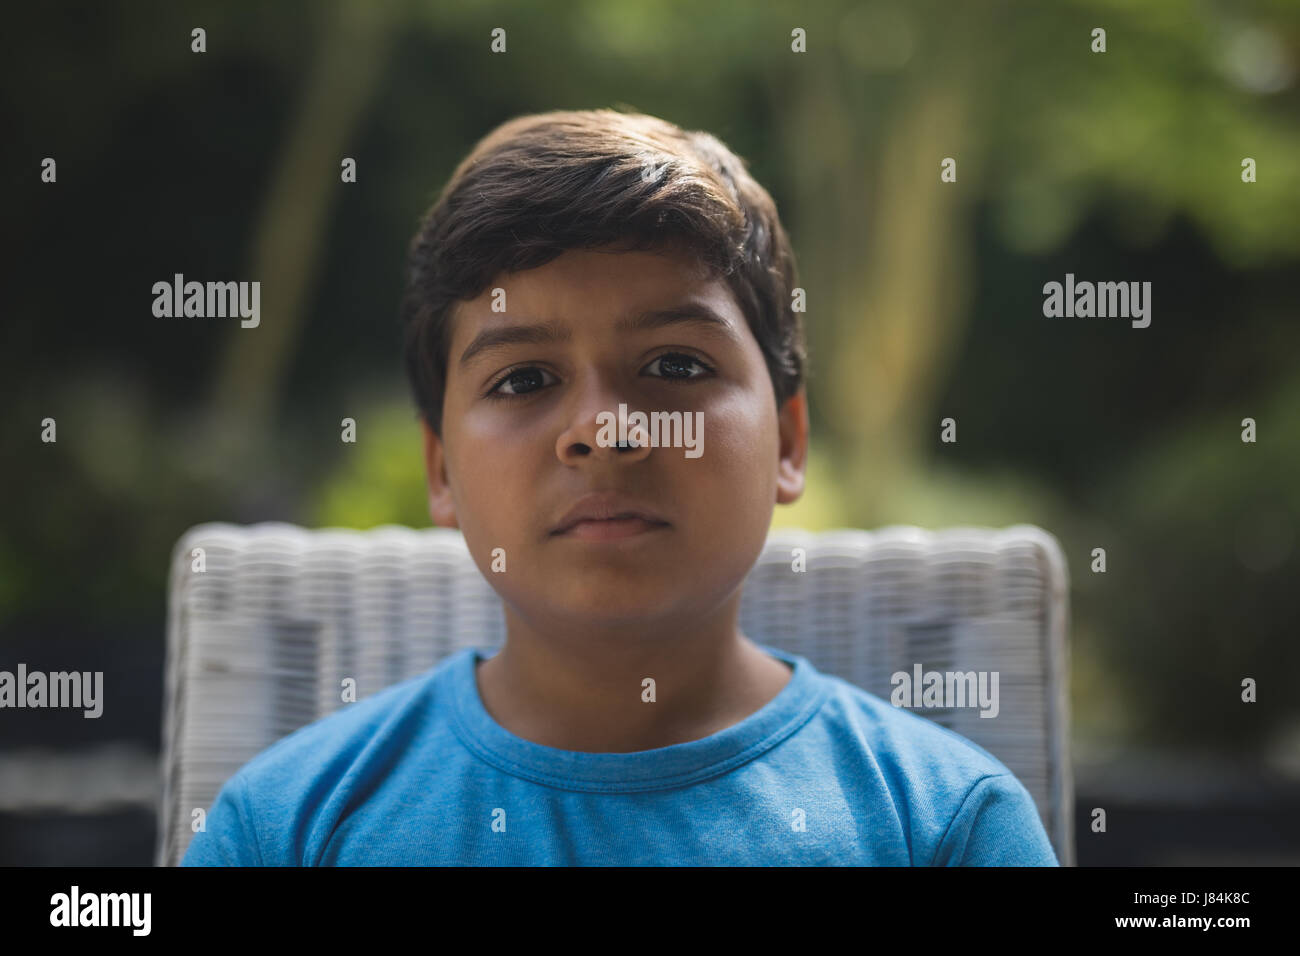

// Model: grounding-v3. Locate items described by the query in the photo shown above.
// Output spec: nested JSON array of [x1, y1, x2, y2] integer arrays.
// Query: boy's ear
[[775, 386, 809, 506], [420, 418, 460, 528]]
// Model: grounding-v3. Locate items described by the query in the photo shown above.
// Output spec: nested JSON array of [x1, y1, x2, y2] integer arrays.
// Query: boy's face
[[421, 244, 807, 635]]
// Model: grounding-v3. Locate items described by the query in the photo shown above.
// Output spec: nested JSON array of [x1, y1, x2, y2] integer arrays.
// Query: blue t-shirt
[[181, 644, 1059, 866]]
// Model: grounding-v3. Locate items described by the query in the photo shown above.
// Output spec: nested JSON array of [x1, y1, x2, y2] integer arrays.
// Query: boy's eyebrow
[[457, 304, 742, 370]]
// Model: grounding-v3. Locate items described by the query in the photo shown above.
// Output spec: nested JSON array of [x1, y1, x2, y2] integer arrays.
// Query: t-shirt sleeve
[[932, 773, 1060, 866], [179, 774, 266, 867]]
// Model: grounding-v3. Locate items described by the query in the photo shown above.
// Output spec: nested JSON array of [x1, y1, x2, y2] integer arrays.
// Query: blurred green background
[[2, 0, 1298, 863]]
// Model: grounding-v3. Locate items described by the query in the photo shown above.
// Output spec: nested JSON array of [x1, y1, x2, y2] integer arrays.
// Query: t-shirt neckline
[[443, 643, 829, 793]]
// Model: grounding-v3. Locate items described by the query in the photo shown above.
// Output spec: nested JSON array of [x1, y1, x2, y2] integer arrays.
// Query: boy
[[182, 109, 1059, 866]]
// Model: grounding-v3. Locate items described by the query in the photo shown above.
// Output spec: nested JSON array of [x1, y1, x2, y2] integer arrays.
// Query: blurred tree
[[205, 0, 395, 470]]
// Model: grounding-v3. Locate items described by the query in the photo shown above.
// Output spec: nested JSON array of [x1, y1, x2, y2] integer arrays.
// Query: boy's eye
[[488, 366, 556, 398], [643, 352, 713, 379], [485, 352, 713, 401]]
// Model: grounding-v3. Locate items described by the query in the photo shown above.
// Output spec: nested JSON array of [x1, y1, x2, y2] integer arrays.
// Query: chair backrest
[[159, 522, 1074, 866]]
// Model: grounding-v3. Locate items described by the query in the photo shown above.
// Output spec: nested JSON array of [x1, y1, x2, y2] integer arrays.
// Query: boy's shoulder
[[806, 666, 1031, 806], [226, 651, 459, 798], [803, 666, 1055, 864], [232, 650, 463, 781], [182, 650, 467, 865]]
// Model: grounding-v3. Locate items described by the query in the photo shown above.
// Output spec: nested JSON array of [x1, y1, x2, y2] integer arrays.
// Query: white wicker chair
[[158, 522, 1074, 866]]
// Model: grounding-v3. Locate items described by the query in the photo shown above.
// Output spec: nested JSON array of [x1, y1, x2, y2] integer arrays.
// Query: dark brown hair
[[400, 108, 806, 436]]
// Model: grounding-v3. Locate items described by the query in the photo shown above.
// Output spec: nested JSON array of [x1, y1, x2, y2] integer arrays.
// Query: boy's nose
[[554, 375, 653, 465]]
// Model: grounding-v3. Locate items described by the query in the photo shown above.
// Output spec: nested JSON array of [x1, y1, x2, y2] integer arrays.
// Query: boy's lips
[[549, 492, 671, 537]]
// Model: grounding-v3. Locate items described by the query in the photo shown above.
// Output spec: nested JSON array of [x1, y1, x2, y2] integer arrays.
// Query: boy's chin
[[541, 581, 697, 627]]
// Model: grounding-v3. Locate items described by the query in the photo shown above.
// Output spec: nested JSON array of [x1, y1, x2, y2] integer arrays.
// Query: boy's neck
[[473, 610, 793, 754]]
